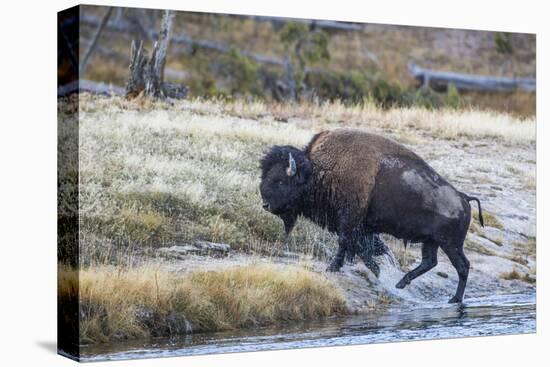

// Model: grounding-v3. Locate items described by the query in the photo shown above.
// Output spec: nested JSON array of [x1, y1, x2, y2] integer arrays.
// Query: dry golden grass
[[522, 169, 537, 191], [188, 98, 536, 144], [471, 209, 504, 230], [59, 264, 346, 343], [80, 94, 536, 144], [500, 268, 536, 284], [464, 238, 497, 256], [513, 237, 537, 259], [481, 212, 504, 230], [459, 90, 536, 119]]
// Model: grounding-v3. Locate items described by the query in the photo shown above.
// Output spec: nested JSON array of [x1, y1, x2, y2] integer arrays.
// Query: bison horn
[[287, 153, 297, 176]]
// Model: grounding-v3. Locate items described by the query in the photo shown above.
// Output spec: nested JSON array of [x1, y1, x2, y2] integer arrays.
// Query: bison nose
[[262, 202, 270, 211]]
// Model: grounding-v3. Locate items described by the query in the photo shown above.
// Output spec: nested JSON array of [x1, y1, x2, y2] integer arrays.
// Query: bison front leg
[[327, 225, 360, 272], [328, 208, 364, 273], [345, 246, 356, 263], [327, 243, 347, 272], [356, 233, 381, 277]]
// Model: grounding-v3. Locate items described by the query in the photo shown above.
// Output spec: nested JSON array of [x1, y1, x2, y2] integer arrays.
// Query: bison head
[[260, 145, 312, 234]]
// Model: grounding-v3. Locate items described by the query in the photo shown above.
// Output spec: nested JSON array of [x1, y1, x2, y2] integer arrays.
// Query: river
[[80, 292, 535, 362]]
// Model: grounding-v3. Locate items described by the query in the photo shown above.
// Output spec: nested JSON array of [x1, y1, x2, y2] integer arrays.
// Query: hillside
[[77, 5, 536, 117]]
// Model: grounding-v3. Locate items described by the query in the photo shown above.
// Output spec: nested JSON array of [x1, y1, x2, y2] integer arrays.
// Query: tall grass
[[221, 99, 535, 144], [59, 264, 347, 343]]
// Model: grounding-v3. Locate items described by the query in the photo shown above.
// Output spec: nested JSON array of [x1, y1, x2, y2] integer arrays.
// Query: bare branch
[[79, 7, 113, 75]]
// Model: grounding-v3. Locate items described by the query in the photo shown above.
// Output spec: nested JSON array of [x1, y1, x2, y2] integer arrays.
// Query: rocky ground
[[141, 243, 534, 314]]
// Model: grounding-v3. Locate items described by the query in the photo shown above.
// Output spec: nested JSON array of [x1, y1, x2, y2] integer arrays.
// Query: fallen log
[[58, 79, 125, 97], [408, 62, 535, 93], [246, 15, 363, 32]]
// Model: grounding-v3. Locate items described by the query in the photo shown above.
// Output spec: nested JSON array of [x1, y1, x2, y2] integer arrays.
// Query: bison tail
[[464, 194, 484, 227]]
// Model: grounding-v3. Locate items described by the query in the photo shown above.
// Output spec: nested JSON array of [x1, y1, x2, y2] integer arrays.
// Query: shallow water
[[80, 292, 535, 362]]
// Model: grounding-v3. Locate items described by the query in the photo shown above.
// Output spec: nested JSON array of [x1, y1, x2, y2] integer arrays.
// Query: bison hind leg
[[395, 241, 438, 289], [441, 243, 470, 303]]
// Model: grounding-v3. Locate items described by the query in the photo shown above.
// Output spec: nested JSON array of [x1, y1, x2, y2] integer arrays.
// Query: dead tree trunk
[[125, 10, 187, 99], [145, 10, 173, 98], [126, 40, 148, 98]]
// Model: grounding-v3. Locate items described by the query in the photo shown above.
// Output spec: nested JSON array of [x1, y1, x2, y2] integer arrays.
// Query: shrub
[[82, 208, 169, 247], [495, 32, 513, 54], [445, 83, 461, 109], [217, 48, 261, 97]]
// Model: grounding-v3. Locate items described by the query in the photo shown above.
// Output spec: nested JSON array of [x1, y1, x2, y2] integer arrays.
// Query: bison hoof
[[326, 264, 342, 272], [395, 279, 408, 289], [448, 296, 462, 304]]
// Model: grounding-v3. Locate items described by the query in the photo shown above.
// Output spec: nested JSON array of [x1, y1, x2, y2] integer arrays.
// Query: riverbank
[[64, 95, 536, 345], [60, 263, 346, 344], [79, 291, 536, 362], [62, 240, 535, 344]]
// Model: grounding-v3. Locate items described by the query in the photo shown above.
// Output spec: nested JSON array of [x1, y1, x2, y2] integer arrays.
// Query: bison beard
[[260, 129, 484, 303]]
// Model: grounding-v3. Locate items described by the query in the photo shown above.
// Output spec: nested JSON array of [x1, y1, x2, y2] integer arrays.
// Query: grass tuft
[[464, 238, 497, 256], [472, 210, 503, 230], [500, 268, 536, 284], [59, 264, 347, 343]]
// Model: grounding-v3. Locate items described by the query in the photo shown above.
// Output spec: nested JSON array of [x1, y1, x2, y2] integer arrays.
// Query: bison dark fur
[[260, 128, 484, 303]]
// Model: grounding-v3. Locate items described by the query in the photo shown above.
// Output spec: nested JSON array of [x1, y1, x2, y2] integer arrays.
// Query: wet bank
[[80, 292, 535, 362]]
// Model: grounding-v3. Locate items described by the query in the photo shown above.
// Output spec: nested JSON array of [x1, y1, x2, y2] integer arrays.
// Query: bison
[[260, 128, 484, 303]]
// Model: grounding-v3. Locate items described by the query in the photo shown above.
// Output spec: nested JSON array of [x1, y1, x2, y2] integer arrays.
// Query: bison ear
[[287, 153, 297, 176]]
